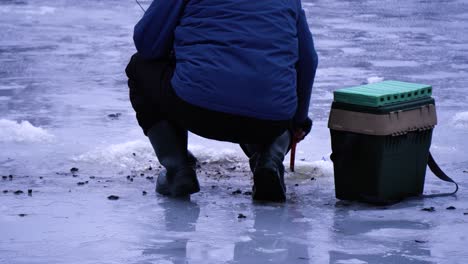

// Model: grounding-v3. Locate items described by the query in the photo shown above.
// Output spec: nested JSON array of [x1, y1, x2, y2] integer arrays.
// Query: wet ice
[[1, 0, 468, 263]]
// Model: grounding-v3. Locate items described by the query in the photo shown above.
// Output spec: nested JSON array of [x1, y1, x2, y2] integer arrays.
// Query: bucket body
[[330, 129, 433, 204]]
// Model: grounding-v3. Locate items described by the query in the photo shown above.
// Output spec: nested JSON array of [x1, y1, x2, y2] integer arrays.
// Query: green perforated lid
[[333, 80, 432, 107]]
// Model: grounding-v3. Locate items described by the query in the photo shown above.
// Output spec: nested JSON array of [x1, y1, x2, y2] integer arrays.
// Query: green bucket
[[329, 81, 437, 204]]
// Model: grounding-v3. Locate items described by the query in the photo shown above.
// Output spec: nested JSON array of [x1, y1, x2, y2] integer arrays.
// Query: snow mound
[[188, 144, 242, 163], [450, 112, 468, 129], [367, 76, 384, 84], [73, 139, 333, 175], [73, 140, 154, 170], [73, 140, 243, 170], [0, 119, 54, 143]]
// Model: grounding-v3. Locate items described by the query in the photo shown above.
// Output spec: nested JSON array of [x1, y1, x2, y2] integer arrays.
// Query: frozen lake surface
[[1, 0, 468, 263]]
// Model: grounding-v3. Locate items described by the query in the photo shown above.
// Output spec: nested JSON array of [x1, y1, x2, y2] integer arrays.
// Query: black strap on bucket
[[422, 152, 459, 198]]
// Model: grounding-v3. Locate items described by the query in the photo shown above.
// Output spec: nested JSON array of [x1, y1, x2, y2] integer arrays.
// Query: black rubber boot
[[251, 131, 291, 202], [147, 121, 200, 197], [240, 144, 261, 173]]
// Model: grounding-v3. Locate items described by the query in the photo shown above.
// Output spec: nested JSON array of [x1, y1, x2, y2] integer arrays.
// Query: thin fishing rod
[[135, 0, 146, 12]]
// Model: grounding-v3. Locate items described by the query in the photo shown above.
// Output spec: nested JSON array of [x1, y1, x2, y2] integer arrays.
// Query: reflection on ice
[[141, 198, 201, 263]]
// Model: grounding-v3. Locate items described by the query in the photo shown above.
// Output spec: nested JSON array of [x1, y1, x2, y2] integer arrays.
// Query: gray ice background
[[0, 0, 467, 263]]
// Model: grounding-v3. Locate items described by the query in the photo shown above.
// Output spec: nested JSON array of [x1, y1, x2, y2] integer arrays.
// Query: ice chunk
[[0, 119, 54, 143], [451, 112, 468, 129], [367, 76, 384, 84]]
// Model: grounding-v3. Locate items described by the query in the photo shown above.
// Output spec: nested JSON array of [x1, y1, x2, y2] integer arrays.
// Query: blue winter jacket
[[134, 0, 317, 123]]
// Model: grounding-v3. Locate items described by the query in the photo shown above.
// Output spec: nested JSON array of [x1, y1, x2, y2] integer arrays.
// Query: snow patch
[[292, 218, 313, 223], [289, 159, 334, 178], [0, 119, 54, 143], [38, 6, 57, 15], [0, 83, 26, 90], [336, 259, 368, 264], [341, 47, 365, 54], [364, 228, 427, 241], [367, 76, 384, 84], [0, 6, 56, 15], [238, 236, 252, 242], [318, 91, 334, 100], [73, 140, 155, 170], [372, 60, 420, 67], [149, 239, 175, 244], [302, 2, 316, 11], [188, 144, 241, 163], [255, 248, 287, 254], [73, 141, 243, 170], [450, 112, 468, 129]]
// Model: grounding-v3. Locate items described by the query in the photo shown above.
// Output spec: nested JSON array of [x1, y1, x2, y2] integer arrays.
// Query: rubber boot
[[252, 131, 291, 202], [147, 121, 200, 197], [240, 144, 261, 173]]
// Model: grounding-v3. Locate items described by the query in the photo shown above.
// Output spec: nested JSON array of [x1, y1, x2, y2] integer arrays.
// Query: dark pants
[[125, 53, 291, 144]]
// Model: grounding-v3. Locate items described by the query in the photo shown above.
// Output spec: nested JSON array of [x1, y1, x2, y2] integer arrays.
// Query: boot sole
[[170, 183, 200, 197], [252, 167, 286, 202], [156, 172, 200, 197], [156, 183, 200, 197]]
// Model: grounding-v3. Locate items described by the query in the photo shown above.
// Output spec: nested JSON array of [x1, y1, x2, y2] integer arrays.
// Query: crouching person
[[125, 0, 318, 202]]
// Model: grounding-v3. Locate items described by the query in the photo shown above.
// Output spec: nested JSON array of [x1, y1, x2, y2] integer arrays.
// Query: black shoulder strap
[[422, 152, 459, 198]]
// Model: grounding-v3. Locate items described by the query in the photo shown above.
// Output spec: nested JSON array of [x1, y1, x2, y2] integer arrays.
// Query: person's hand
[[289, 118, 311, 172], [293, 129, 307, 143], [292, 117, 312, 143]]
